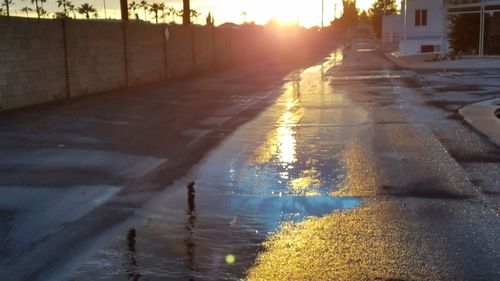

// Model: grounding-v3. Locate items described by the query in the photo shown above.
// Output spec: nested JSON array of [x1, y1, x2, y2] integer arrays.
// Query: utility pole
[[120, 0, 128, 20], [103, 0, 107, 19], [321, 0, 324, 29], [183, 0, 190, 25]]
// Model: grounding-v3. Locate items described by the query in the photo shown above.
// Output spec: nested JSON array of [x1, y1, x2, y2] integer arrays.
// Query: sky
[[8, 0, 379, 27]]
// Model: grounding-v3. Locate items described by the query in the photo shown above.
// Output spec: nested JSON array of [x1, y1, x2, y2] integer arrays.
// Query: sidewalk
[[460, 98, 500, 147], [385, 52, 500, 70]]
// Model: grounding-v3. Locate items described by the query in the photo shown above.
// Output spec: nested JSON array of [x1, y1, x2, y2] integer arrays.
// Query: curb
[[459, 98, 500, 147]]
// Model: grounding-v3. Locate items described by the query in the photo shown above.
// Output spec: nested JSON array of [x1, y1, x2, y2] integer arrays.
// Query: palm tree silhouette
[[21, 6, 32, 16], [190, 9, 199, 24], [148, 2, 164, 24], [175, 9, 183, 22], [37, 6, 47, 18], [67, 2, 76, 18], [166, 7, 176, 23], [56, 0, 72, 17], [128, 1, 138, 19], [27, 0, 43, 18], [139, 0, 148, 21], [77, 3, 96, 19], [1, 0, 14, 17]]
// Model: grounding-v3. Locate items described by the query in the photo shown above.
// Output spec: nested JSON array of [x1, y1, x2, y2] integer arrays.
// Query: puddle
[[72, 50, 367, 280]]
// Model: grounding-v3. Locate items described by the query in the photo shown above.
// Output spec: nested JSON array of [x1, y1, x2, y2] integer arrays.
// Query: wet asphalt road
[[2, 43, 500, 280], [70, 45, 499, 280]]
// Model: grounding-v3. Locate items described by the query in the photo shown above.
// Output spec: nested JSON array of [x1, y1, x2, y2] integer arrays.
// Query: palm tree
[[56, 0, 72, 17], [241, 11, 247, 23], [37, 6, 47, 18], [190, 9, 199, 24], [166, 6, 175, 23], [1, 0, 14, 17], [128, 1, 138, 19], [175, 9, 183, 23], [149, 2, 163, 24], [20, 5, 32, 16], [0, 7, 4, 15], [206, 12, 214, 26], [139, 0, 148, 21], [67, 2, 76, 18], [77, 3, 96, 19], [26, 0, 44, 18]]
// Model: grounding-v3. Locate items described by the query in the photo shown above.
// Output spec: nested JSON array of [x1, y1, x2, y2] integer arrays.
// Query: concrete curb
[[384, 52, 500, 70], [384, 52, 415, 69], [459, 98, 500, 147]]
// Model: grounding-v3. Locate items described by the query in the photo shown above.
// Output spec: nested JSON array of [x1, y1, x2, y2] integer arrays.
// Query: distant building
[[382, 14, 403, 52], [388, 0, 500, 56]]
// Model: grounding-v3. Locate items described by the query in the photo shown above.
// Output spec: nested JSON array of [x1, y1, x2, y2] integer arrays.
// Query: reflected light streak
[[250, 89, 302, 168]]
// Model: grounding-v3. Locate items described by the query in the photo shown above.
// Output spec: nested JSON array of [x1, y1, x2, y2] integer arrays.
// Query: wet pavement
[[70, 47, 499, 280], [2, 44, 500, 281]]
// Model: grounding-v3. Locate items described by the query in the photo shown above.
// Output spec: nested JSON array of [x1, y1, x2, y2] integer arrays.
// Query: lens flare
[[226, 254, 236, 264]]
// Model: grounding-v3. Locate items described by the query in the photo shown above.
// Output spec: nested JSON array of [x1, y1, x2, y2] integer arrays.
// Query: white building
[[393, 0, 500, 56], [398, 0, 445, 56]]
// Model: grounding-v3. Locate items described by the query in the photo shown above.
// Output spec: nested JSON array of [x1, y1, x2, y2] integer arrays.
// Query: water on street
[[59, 46, 500, 280]]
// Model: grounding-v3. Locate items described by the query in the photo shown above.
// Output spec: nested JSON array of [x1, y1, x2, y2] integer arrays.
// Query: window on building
[[422, 10, 427, 25], [415, 9, 428, 26]]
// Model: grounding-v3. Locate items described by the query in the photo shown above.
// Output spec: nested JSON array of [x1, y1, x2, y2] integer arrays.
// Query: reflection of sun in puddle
[[288, 166, 322, 195], [248, 50, 345, 196], [250, 88, 303, 169]]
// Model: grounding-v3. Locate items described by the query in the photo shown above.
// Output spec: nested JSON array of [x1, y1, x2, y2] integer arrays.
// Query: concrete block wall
[[0, 17, 66, 110], [165, 25, 193, 79], [0, 17, 323, 111], [65, 20, 127, 97], [192, 26, 214, 73], [213, 28, 232, 68], [230, 29, 246, 65], [125, 22, 165, 85]]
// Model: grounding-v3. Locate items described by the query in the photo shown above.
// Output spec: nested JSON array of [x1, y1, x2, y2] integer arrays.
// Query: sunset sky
[[9, 0, 380, 27]]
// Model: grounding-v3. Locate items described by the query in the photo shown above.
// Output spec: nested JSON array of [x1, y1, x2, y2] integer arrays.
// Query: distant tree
[[92, 11, 98, 19], [128, 1, 138, 19], [331, 0, 359, 36], [26, 0, 41, 18], [1, 0, 13, 17], [38, 0, 46, 14], [166, 6, 175, 22], [359, 10, 369, 23], [0, 7, 4, 15], [77, 3, 96, 19], [369, 0, 397, 38], [206, 12, 214, 26], [190, 9, 199, 24], [139, 0, 148, 21], [148, 2, 164, 24], [67, 2, 76, 18], [21, 5, 33, 16], [241, 11, 247, 23], [175, 9, 183, 23], [54, 11, 67, 18], [56, 0, 72, 17], [37, 6, 48, 18], [448, 14, 480, 55]]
